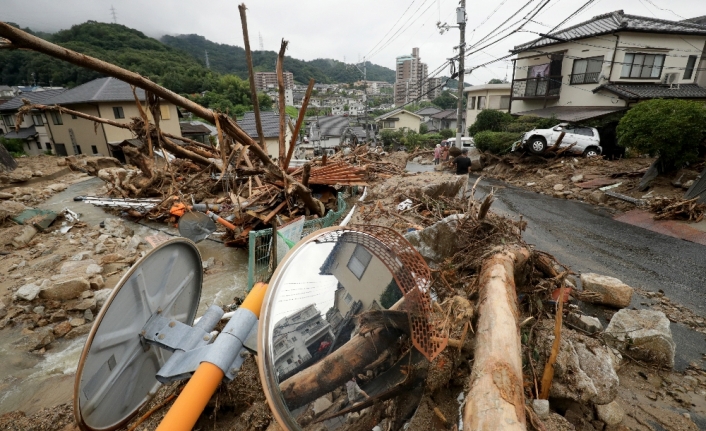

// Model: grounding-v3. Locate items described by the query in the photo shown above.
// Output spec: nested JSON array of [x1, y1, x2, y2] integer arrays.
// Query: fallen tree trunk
[[279, 327, 401, 410], [464, 246, 530, 431]]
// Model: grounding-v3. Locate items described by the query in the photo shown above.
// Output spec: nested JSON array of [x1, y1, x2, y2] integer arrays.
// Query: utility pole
[[110, 6, 117, 24], [455, 1, 466, 149], [354, 57, 370, 143]]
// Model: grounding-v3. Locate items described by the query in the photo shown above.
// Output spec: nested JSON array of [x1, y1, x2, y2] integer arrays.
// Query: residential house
[[238, 111, 292, 160], [307, 115, 350, 148], [179, 122, 214, 145], [509, 10, 706, 125], [430, 109, 466, 132], [272, 304, 334, 378], [40, 77, 182, 157], [464, 83, 512, 125], [414, 106, 442, 123], [0, 88, 66, 155], [374, 108, 422, 133], [318, 239, 392, 317], [0, 85, 20, 102]]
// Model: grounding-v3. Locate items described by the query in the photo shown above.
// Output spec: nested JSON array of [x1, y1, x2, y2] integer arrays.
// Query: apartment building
[[394, 48, 429, 106], [254, 71, 294, 91]]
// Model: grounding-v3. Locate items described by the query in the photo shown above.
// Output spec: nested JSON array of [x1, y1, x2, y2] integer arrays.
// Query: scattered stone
[[595, 400, 624, 426], [80, 290, 95, 299], [12, 225, 38, 248], [13, 327, 54, 351], [45, 183, 67, 192], [49, 309, 67, 322], [553, 184, 565, 191], [103, 218, 133, 239], [53, 321, 72, 338], [95, 242, 107, 254], [69, 297, 96, 311], [14, 282, 42, 301], [571, 174, 584, 183], [71, 251, 93, 261], [31, 254, 63, 271], [93, 289, 113, 308], [404, 214, 465, 265], [88, 275, 105, 290], [85, 263, 103, 275], [543, 413, 576, 430], [84, 309, 94, 322], [580, 273, 633, 308], [604, 309, 675, 368], [39, 277, 90, 301], [6, 168, 33, 182], [566, 313, 603, 334], [65, 323, 93, 339], [100, 253, 122, 264], [33, 306, 45, 316], [60, 259, 98, 274], [532, 399, 550, 420], [202, 257, 216, 270], [32, 170, 44, 177], [69, 318, 86, 327], [0, 192, 12, 199], [312, 396, 333, 415]]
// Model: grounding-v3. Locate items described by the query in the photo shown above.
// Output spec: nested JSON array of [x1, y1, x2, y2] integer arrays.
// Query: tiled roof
[[512, 106, 627, 122], [514, 10, 706, 52], [179, 122, 212, 135], [239, 111, 290, 139], [316, 116, 350, 137], [431, 109, 466, 120], [0, 89, 66, 111], [415, 107, 442, 116], [374, 108, 422, 121], [42, 77, 146, 105], [593, 83, 706, 99], [3, 126, 37, 139]]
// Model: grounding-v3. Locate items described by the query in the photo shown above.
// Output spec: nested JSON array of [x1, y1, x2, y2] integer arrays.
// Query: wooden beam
[[238, 3, 268, 155], [284, 78, 315, 170], [276, 39, 288, 167]]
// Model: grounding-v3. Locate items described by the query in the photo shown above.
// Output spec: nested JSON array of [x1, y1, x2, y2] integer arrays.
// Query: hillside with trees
[[160, 34, 396, 84]]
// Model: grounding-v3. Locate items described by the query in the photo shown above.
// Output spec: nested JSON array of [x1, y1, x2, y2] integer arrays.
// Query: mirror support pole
[[156, 282, 269, 431]]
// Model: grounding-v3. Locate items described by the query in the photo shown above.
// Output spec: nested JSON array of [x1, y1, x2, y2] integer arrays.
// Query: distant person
[[453, 149, 472, 175], [433, 144, 442, 165], [346, 376, 370, 404], [441, 143, 449, 162]]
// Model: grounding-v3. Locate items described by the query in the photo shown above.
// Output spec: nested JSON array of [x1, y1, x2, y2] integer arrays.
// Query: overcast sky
[[2, 0, 703, 85]]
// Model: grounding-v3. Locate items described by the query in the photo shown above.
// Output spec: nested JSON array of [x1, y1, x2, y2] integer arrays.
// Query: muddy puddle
[[0, 178, 249, 415]]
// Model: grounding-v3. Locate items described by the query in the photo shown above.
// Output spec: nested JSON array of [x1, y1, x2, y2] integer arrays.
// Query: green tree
[[432, 90, 458, 109], [468, 109, 514, 136], [379, 279, 403, 309], [473, 131, 521, 154], [0, 137, 26, 156], [616, 99, 706, 170], [487, 78, 507, 84], [439, 129, 454, 139], [419, 123, 428, 134]]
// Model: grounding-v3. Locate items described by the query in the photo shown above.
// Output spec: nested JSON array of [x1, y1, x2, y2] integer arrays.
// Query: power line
[[368, 0, 437, 59], [365, 0, 420, 57], [642, 0, 685, 19]]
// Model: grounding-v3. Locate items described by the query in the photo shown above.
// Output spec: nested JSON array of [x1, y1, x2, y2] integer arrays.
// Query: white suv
[[518, 123, 602, 157]]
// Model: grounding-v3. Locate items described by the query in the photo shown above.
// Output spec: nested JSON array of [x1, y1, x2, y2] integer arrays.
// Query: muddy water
[[0, 178, 249, 415]]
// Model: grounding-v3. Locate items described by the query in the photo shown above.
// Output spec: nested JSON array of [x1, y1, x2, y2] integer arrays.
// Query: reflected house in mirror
[[272, 304, 334, 380]]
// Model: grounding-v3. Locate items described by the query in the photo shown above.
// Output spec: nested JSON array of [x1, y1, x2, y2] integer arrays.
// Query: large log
[[279, 327, 401, 410], [464, 246, 530, 431]]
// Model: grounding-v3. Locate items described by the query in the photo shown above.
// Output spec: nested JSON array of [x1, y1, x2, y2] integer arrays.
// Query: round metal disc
[[178, 211, 217, 243], [74, 238, 203, 431]]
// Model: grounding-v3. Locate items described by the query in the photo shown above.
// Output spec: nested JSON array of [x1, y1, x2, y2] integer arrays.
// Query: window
[[499, 96, 511, 110], [344, 293, 353, 305], [383, 120, 395, 128], [91, 145, 98, 154], [570, 56, 603, 84], [620, 53, 665, 79], [36, 142, 42, 150], [54, 143, 68, 156], [32, 114, 44, 126], [478, 96, 486, 110], [3, 115, 15, 127], [684, 55, 697, 80], [347, 244, 372, 280], [159, 105, 171, 120], [113, 107, 125, 119], [468, 96, 476, 110], [75, 145, 82, 155], [45, 142, 52, 150], [50, 111, 63, 125], [71, 114, 77, 120]]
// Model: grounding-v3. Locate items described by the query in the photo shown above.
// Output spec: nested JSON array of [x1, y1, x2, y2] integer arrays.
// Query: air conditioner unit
[[661, 72, 680, 88]]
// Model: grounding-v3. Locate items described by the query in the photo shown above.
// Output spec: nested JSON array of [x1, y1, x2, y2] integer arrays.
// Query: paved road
[[468, 175, 706, 371]]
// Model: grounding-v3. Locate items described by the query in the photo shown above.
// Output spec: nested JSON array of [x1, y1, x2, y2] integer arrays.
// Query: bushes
[[474, 131, 521, 155], [468, 109, 514, 136], [617, 99, 706, 169], [439, 128, 454, 139], [0, 137, 26, 156]]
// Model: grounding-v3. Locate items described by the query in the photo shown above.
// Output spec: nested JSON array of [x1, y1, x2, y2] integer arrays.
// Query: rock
[[580, 273, 633, 308], [33, 306, 45, 316], [544, 413, 576, 430], [595, 400, 624, 426], [65, 323, 93, 339], [71, 251, 93, 261], [69, 297, 96, 311], [14, 282, 42, 301], [682, 180, 694, 190], [553, 184, 565, 191], [85, 263, 103, 275], [126, 235, 142, 250], [94, 289, 113, 308], [571, 174, 584, 183], [84, 309, 94, 322], [6, 168, 33, 182], [39, 277, 90, 301], [53, 321, 72, 338], [0, 192, 13, 199], [312, 396, 333, 415], [566, 313, 603, 334], [404, 214, 465, 265], [103, 218, 133, 239], [546, 329, 619, 405], [60, 259, 98, 275], [70, 317, 86, 327], [80, 290, 95, 299], [532, 399, 550, 420], [89, 275, 105, 290], [13, 327, 54, 351], [411, 176, 466, 200], [202, 257, 215, 270], [412, 156, 421, 162], [32, 170, 44, 177], [100, 253, 123, 265], [588, 190, 607, 204], [32, 254, 63, 271], [95, 242, 107, 254], [604, 309, 675, 368], [45, 183, 67, 192], [12, 225, 38, 248], [49, 309, 67, 322]]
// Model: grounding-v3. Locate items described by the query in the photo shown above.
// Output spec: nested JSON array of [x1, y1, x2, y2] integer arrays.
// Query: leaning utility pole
[[455, 1, 466, 149], [354, 57, 370, 142]]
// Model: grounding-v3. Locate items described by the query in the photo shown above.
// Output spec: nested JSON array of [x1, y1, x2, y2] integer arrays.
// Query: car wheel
[[583, 147, 599, 157], [528, 137, 547, 155]]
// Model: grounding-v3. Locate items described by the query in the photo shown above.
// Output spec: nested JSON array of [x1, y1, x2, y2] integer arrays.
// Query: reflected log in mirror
[[259, 226, 433, 431]]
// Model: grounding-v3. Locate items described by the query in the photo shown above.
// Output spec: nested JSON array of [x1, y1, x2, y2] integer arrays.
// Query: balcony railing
[[512, 76, 562, 99], [569, 72, 600, 85]]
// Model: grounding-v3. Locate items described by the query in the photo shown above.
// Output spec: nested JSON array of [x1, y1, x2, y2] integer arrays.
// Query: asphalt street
[[467, 174, 706, 371]]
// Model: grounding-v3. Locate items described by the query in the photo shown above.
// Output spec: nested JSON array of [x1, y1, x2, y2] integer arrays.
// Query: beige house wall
[[378, 111, 421, 133], [466, 87, 512, 125], [45, 104, 108, 156], [510, 32, 706, 114], [99, 102, 181, 144], [330, 242, 392, 316], [263, 127, 293, 162]]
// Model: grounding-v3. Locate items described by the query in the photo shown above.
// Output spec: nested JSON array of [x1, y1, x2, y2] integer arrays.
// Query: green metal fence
[[247, 192, 348, 289]]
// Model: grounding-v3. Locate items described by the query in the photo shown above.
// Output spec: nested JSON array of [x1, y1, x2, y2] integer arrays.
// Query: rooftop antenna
[[258, 32, 264, 51], [110, 5, 117, 24]]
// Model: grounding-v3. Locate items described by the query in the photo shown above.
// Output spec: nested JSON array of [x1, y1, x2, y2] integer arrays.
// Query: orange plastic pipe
[[156, 282, 268, 431]]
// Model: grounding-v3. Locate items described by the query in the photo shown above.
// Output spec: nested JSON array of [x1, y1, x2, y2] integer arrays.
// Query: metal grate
[[315, 225, 447, 362], [247, 192, 348, 288]]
